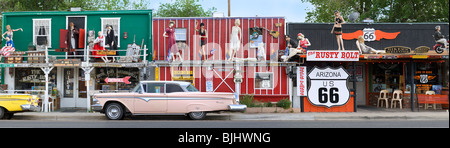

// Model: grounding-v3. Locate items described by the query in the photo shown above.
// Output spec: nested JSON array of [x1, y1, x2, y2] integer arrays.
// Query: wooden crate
[[5, 51, 25, 63], [27, 51, 45, 63]]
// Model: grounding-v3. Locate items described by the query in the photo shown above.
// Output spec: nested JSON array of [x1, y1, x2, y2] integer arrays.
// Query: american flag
[[0, 46, 15, 57]]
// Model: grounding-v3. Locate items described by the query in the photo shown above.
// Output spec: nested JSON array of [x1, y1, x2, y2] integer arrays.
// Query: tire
[[0, 107, 5, 119], [105, 103, 125, 120], [436, 46, 444, 54], [188, 112, 207, 120]]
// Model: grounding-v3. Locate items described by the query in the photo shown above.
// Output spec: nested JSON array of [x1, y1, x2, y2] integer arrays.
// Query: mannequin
[[66, 22, 79, 57], [93, 31, 110, 62], [228, 19, 242, 61], [2, 25, 23, 42], [195, 21, 208, 61], [356, 36, 385, 54], [331, 10, 345, 51], [105, 25, 117, 62], [297, 33, 311, 53], [163, 21, 182, 62]]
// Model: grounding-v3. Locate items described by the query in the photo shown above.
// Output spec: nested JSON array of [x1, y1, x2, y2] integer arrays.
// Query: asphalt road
[[1, 120, 448, 128]]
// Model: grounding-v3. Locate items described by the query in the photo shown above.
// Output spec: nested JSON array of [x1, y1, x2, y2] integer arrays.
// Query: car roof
[[140, 81, 191, 86]]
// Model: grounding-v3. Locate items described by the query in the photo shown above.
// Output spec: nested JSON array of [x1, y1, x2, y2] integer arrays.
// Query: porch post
[[41, 67, 54, 112], [82, 66, 94, 112], [410, 60, 416, 112]]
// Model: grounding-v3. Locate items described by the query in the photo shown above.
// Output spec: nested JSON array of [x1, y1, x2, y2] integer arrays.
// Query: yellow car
[[0, 94, 40, 119]]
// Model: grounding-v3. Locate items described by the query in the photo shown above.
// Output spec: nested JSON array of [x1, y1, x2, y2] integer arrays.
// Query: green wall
[[1, 10, 153, 60]]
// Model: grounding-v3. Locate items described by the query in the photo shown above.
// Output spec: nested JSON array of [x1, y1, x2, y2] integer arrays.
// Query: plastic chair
[[391, 90, 403, 109], [377, 90, 389, 108], [40, 97, 54, 112], [425, 91, 436, 110]]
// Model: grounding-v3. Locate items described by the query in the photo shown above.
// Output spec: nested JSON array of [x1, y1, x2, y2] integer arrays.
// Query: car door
[[133, 83, 167, 114]]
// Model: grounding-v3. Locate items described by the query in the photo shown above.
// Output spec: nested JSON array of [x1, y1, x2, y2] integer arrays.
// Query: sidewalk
[[10, 110, 449, 121]]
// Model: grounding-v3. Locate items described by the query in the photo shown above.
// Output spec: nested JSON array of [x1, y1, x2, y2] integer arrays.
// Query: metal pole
[[353, 61, 357, 112], [410, 60, 415, 112]]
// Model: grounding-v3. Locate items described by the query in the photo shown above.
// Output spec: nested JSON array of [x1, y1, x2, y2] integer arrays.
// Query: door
[[133, 83, 167, 113], [66, 16, 86, 60], [60, 68, 87, 108]]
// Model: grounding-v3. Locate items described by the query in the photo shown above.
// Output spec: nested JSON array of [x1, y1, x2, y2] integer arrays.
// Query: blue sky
[[148, 0, 312, 22]]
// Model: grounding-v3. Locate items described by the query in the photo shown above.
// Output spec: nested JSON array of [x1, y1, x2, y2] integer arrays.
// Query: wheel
[[188, 112, 207, 120], [105, 103, 124, 120], [0, 107, 5, 119], [435, 46, 444, 54]]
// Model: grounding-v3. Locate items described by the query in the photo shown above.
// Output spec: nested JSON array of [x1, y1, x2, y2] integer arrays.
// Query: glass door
[[60, 68, 87, 108], [61, 68, 76, 108]]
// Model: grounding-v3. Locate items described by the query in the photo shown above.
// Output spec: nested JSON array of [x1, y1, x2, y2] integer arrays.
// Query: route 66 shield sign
[[307, 66, 350, 108]]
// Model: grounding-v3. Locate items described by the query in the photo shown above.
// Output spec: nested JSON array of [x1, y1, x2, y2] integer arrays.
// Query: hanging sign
[[105, 76, 131, 84], [307, 66, 350, 108], [307, 50, 359, 61], [296, 66, 307, 96]]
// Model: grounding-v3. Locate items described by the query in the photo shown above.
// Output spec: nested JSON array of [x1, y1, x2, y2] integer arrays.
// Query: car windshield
[[186, 84, 199, 92]]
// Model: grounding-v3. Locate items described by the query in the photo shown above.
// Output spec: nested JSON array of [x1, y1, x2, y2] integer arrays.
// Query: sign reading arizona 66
[[307, 66, 350, 108]]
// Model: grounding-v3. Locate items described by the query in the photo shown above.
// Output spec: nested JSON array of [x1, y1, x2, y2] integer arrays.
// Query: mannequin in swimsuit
[[331, 10, 345, 51]]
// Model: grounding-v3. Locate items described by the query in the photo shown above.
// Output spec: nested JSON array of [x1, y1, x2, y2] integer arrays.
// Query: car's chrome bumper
[[228, 104, 247, 112], [20, 104, 40, 112], [91, 104, 103, 112]]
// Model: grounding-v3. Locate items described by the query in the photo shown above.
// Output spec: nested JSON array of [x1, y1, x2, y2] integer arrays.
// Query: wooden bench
[[417, 94, 449, 110]]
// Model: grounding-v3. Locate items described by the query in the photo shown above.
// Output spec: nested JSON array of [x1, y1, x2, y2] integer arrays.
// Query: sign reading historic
[[307, 51, 359, 61], [307, 66, 350, 108], [105, 76, 131, 84], [297, 66, 307, 96]]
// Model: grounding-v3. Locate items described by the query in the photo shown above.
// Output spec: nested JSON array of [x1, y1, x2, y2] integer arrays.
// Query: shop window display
[[371, 63, 404, 93]]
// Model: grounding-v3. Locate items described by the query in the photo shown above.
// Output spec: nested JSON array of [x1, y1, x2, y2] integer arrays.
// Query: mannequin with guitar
[[251, 26, 280, 39]]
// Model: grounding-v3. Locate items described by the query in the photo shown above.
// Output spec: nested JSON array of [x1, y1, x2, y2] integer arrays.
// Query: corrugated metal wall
[[153, 17, 289, 102]]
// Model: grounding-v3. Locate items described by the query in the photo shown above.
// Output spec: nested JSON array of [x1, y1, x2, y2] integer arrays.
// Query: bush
[[240, 95, 258, 107], [276, 98, 291, 109]]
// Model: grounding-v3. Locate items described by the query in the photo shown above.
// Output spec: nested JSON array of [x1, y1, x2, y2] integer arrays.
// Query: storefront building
[[1, 10, 152, 111], [152, 17, 294, 102], [287, 23, 449, 112]]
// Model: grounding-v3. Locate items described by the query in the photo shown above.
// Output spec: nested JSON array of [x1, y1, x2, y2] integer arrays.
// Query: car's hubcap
[[107, 106, 120, 119]]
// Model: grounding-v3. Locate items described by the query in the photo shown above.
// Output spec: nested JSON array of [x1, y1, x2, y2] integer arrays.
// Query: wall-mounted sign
[[343, 28, 401, 42], [414, 46, 430, 53], [297, 66, 307, 96], [384, 46, 411, 54], [307, 51, 359, 61], [307, 66, 350, 108], [105, 76, 131, 84]]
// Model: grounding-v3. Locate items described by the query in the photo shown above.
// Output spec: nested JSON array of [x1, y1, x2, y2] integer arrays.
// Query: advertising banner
[[296, 66, 307, 96]]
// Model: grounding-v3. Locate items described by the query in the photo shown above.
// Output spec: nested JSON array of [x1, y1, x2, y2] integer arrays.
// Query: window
[[33, 19, 52, 48], [175, 28, 187, 41], [186, 84, 199, 92], [166, 84, 184, 93], [143, 83, 165, 93], [255, 72, 274, 89], [101, 18, 121, 48]]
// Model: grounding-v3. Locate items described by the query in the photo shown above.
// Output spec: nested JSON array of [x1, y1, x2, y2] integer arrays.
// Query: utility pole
[[228, 0, 231, 17]]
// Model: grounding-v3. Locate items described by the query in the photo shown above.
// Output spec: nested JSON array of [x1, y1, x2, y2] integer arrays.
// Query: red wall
[[153, 17, 288, 102], [153, 17, 286, 61]]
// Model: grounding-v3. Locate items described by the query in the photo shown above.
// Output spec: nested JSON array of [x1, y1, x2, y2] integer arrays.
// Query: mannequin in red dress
[[93, 31, 109, 62]]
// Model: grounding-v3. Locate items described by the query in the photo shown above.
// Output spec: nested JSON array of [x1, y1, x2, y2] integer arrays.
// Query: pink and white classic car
[[92, 81, 246, 120]]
